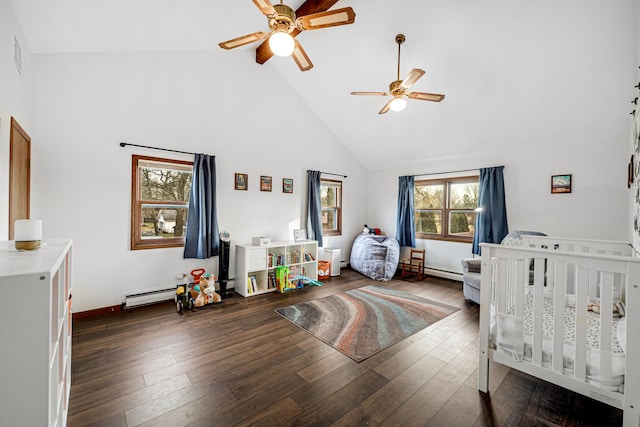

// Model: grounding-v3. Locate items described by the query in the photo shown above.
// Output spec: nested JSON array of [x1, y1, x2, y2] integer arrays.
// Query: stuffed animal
[[587, 301, 626, 316], [363, 224, 381, 235]]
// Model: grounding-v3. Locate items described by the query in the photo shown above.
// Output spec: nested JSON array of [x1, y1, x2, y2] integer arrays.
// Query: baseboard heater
[[425, 267, 463, 282], [123, 288, 176, 309], [123, 278, 237, 309]]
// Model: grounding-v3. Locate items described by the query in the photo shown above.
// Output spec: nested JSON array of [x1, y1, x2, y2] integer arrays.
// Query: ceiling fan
[[218, 0, 356, 72], [351, 34, 445, 114]]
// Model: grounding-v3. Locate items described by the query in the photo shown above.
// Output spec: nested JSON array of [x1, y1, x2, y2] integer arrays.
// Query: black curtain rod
[[119, 142, 198, 156], [308, 169, 348, 178], [411, 165, 504, 178]]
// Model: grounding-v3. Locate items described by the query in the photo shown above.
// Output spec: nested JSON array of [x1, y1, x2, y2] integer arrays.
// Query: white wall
[[0, 0, 32, 240], [30, 50, 367, 312], [368, 137, 629, 275], [11, 0, 639, 310]]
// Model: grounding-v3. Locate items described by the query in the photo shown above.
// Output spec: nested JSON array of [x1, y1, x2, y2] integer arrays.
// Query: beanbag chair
[[349, 234, 400, 281]]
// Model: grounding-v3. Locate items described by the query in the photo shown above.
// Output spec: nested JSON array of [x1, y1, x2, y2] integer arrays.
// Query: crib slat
[[552, 259, 567, 374], [599, 271, 613, 353], [497, 258, 508, 313], [588, 252, 599, 295], [506, 259, 515, 310], [515, 259, 525, 318], [574, 266, 588, 382], [546, 258, 555, 290], [532, 257, 545, 366]]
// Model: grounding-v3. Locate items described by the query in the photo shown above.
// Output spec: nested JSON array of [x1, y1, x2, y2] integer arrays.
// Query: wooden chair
[[400, 248, 426, 280]]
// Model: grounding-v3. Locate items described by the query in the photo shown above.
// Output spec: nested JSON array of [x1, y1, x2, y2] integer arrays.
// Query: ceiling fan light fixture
[[389, 97, 407, 112], [269, 30, 295, 57]]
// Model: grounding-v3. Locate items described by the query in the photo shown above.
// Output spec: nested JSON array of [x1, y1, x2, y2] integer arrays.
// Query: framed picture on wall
[[260, 175, 272, 192], [235, 173, 248, 191], [551, 174, 571, 194], [283, 178, 293, 194]]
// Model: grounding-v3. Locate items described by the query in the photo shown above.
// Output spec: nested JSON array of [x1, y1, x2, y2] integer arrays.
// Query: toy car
[[175, 283, 194, 313]]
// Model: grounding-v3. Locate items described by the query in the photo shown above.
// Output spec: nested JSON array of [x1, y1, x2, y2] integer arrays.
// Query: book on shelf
[[267, 271, 276, 289], [269, 253, 286, 267], [248, 275, 258, 294], [304, 252, 315, 261]]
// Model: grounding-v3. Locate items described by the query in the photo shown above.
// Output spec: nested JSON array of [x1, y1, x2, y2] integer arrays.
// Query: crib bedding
[[494, 292, 626, 391]]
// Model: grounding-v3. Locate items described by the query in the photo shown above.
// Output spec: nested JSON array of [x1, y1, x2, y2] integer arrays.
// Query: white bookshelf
[[0, 239, 72, 427], [235, 240, 318, 297]]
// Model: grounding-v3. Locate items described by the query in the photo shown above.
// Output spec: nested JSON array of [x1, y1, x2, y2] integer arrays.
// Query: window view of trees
[[131, 156, 193, 250], [321, 179, 342, 236], [139, 164, 191, 239], [448, 181, 478, 237], [415, 184, 443, 234], [414, 177, 478, 241]]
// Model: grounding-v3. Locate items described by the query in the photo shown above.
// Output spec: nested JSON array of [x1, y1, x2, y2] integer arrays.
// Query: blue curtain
[[472, 166, 508, 254], [306, 170, 323, 247], [184, 154, 219, 259], [396, 175, 415, 247]]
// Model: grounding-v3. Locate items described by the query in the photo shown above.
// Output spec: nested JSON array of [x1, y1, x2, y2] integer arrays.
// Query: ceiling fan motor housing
[[270, 4, 296, 33], [389, 80, 404, 96]]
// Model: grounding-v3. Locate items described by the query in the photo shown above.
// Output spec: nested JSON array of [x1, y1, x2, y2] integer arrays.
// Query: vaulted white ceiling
[[10, 0, 638, 170]]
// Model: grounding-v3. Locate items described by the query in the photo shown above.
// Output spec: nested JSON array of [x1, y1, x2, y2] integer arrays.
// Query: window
[[415, 176, 479, 242], [131, 155, 193, 250], [321, 179, 342, 236]]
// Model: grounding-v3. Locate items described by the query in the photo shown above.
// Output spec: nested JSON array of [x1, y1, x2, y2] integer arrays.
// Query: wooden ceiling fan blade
[[292, 39, 313, 71], [219, 32, 268, 50], [408, 92, 445, 102], [350, 91, 388, 96], [252, 0, 277, 17], [399, 68, 425, 90], [378, 99, 393, 114], [296, 7, 356, 30]]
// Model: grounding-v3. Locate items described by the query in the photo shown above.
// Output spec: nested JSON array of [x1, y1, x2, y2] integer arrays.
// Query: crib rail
[[521, 235, 632, 256], [478, 242, 640, 426]]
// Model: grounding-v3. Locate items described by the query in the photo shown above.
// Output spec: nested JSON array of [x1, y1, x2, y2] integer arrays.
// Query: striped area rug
[[274, 285, 459, 362]]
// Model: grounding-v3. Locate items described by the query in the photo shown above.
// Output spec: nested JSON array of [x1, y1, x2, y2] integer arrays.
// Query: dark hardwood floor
[[68, 268, 623, 426]]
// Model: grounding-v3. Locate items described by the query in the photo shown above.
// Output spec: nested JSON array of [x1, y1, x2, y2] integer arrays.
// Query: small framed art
[[294, 229, 307, 242], [260, 175, 272, 192], [551, 174, 571, 194], [235, 173, 248, 191], [283, 178, 293, 194]]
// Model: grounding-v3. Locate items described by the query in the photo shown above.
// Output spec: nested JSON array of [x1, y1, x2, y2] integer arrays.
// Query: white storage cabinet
[[0, 239, 73, 427], [235, 240, 318, 297]]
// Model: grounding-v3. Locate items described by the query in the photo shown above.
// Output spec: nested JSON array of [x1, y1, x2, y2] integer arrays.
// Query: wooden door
[[8, 117, 31, 239]]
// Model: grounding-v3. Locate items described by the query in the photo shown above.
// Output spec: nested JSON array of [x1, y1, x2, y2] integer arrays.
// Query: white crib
[[478, 236, 640, 426]]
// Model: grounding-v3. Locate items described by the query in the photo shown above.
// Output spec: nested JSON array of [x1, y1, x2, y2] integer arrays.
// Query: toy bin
[[318, 261, 330, 280]]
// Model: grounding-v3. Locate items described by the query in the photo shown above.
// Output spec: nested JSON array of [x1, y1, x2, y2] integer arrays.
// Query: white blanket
[[493, 292, 626, 391]]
